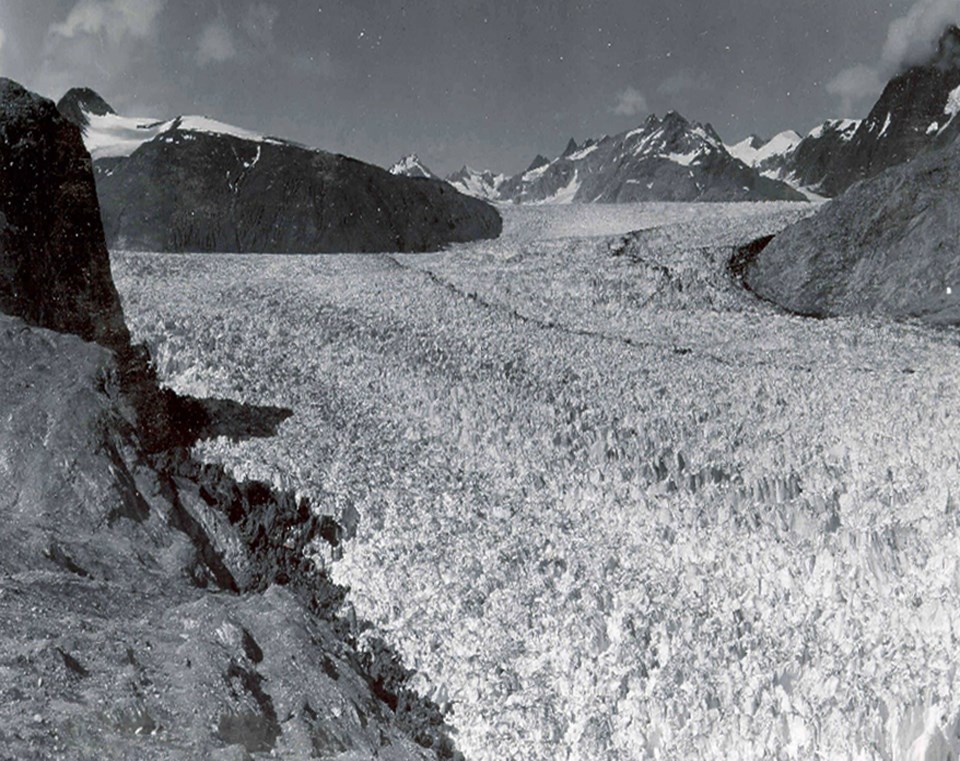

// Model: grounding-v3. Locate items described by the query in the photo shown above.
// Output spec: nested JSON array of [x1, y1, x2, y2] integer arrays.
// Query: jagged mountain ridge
[[807, 25, 960, 195], [727, 130, 802, 179], [497, 111, 805, 203], [445, 165, 507, 201], [389, 153, 441, 180], [738, 25, 960, 198], [57, 88, 502, 253]]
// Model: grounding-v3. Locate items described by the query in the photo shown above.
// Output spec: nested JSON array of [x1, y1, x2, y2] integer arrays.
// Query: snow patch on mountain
[[542, 170, 580, 204], [445, 165, 507, 201], [81, 109, 288, 161], [808, 119, 861, 141]]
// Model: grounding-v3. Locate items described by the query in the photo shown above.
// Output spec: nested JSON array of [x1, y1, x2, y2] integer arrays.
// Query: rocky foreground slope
[[742, 132, 960, 324], [0, 78, 457, 759], [57, 88, 501, 253]]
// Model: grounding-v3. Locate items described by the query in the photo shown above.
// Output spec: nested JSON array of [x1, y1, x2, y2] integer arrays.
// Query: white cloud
[[243, 2, 280, 50], [657, 70, 707, 96], [825, 0, 960, 112], [881, 0, 960, 70], [36, 0, 165, 98], [50, 0, 164, 44], [612, 86, 648, 117], [196, 21, 238, 66], [825, 64, 885, 114]]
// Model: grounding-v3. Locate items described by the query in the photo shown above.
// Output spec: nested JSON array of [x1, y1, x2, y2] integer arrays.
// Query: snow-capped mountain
[[388, 153, 441, 180], [56, 88, 502, 253], [764, 25, 960, 197], [445, 165, 507, 201], [726, 130, 825, 200], [497, 111, 805, 204], [776, 119, 861, 196], [727, 130, 801, 175]]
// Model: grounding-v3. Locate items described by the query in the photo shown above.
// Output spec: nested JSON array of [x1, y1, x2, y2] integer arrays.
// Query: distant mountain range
[[61, 22, 960, 231], [390, 25, 960, 206], [57, 89, 501, 253], [388, 154, 507, 201], [497, 112, 805, 203], [390, 112, 805, 204]]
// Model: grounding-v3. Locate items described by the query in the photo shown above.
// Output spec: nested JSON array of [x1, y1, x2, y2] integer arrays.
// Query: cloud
[[36, 0, 165, 97], [612, 86, 648, 117], [50, 0, 164, 44], [243, 2, 279, 51], [825, 0, 960, 112], [825, 64, 885, 114], [657, 70, 708, 96], [197, 21, 238, 65], [881, 0, 960, 71]]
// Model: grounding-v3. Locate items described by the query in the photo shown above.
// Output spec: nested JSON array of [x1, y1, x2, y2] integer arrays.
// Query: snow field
[[112, 202, 960, 760]]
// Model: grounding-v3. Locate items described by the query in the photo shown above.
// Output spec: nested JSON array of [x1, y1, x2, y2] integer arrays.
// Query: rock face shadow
[[194, 397, 294, 442]]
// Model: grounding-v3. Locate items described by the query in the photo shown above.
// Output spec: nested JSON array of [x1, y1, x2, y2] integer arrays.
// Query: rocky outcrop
[[743, 136, 960, 324], [0, 78, 458, 759], [498, 112, 806, 204], [0, 79, 129, 351], [56, 86, 116, 127]]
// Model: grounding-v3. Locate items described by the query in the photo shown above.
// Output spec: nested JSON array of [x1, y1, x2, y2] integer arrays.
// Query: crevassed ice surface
[[113, 202, 960, 761]]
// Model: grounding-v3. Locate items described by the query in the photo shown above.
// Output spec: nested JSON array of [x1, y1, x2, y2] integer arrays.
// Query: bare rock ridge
[[58, 89, 502, 254], [0, 78, 457, 759], [800, 25, 960, 196], [743, 135, 960, 324]]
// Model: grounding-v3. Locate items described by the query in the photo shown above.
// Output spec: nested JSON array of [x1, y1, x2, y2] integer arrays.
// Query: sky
[[0, 0, 955, 176]]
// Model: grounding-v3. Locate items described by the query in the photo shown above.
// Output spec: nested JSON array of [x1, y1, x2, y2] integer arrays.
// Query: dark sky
[[0, 1, 952, 175]]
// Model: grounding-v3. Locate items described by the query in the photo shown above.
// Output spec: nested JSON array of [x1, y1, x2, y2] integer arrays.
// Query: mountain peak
[[933, 24, 960, 70], [561, 138, 579, 157], [526, 154, 551, 172], [388, 153, 439, 180], [56, 87, 116, 128]]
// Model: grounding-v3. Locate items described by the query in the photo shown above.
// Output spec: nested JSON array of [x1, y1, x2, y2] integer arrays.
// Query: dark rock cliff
[[0, 79, 129, 351]]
